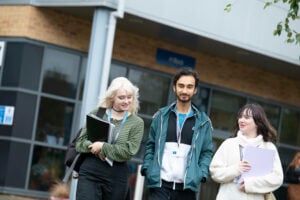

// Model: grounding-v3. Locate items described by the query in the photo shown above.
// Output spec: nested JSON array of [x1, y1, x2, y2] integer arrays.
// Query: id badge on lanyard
[[107, 109, 128, 144]]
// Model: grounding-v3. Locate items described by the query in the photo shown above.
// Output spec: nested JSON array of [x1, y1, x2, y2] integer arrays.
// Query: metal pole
[[98, 0, 125, 100], [69, 8, 111, 200], [69, 0, 126, 199], [133, 164, 145, 200]]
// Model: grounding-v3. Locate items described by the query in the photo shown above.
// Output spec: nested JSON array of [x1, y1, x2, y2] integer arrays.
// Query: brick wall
[[113, 30, 300, 107], [0, 5, 299, 107], [0, 6, 91, 51]]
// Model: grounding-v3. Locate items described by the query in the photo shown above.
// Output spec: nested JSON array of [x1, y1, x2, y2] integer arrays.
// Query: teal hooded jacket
[[141, 102, 213, 192]]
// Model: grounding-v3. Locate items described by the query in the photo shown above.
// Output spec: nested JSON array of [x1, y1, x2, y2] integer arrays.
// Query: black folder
[[86, 114, 112, 142]]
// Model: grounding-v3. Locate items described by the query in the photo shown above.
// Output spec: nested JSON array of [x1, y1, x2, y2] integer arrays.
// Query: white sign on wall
[[0, 106, 15, 125], [0, 41, 5, 67]]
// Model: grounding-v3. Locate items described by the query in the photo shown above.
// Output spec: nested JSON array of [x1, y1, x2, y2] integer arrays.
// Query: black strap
[[96, 107, 106, 118]]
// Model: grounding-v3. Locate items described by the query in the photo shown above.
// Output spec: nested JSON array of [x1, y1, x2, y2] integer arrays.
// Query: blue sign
[[0, 106, 4, 124], [156, 48, 195, 69], [0, 105, 15, 125]]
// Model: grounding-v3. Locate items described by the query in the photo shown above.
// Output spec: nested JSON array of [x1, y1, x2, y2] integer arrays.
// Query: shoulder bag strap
[[96, 107, 106, 118]]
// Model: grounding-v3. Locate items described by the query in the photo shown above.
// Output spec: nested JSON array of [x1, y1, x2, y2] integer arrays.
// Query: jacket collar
[[159, 102, 207, 122]]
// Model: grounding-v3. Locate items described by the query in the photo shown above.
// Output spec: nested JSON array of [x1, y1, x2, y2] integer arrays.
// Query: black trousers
[[76, 154, 129, 200], [149, 181, 196, 200]]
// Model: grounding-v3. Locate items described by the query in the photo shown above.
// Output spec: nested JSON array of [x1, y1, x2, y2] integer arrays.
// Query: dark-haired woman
[[209, 103, 283, 200]]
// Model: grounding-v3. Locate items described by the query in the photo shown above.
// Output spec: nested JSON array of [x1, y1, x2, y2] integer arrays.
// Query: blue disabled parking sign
[[0, 106, 15, 125]]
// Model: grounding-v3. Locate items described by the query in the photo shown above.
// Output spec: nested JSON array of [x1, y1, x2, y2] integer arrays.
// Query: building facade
[[0, 1, 299, 199]]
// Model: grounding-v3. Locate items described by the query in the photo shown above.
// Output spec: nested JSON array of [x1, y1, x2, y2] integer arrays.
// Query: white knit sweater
[[209, 131, 283, 200]]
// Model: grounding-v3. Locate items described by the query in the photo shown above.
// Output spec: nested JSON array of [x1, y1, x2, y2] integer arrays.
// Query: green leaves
[[265, 0, 299, 46], [264, 2, 272, 9], [273, 22, 282, 36], [295, 33, 300, 44], [225, 0, 299, 46], [224, 4, 232, 12]]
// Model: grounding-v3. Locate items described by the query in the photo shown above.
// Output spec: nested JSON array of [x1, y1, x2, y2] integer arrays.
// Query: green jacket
[[141, 102, 213, 192], [76, 108, 144, 162]]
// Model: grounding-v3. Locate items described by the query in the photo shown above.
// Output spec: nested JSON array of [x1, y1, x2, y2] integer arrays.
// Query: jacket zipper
[[184, 116, 210, 189], [158, 112, 163, 167]]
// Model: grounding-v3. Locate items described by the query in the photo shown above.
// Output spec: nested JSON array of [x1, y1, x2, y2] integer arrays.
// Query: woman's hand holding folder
[[88, 141, 103, 155]]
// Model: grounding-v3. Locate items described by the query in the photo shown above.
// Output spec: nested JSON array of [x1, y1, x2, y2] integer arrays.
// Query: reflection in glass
[[280, 108, 300, 146], [210, 91, 246, 132], [41, 48, 80, 98], [29, 145, 65, 191], [128, 69, 170, 116], [36, 97, 74, 146]]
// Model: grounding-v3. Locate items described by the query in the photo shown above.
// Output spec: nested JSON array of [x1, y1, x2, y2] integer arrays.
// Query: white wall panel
[[125, 0, 300, 65]]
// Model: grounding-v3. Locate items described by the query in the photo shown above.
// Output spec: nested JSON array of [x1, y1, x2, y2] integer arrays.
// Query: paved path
[[0, 194, 42, 200]]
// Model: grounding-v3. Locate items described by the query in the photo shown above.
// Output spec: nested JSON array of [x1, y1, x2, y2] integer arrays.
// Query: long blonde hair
[[98, 77, 140, 114]]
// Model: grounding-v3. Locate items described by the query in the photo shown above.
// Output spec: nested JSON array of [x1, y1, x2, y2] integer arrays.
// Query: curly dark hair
[[233, 103, 277, 143]]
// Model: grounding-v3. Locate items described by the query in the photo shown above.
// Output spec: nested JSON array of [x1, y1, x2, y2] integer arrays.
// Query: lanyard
[[176, 106, 191, 147], [107, 109, 128, 144]]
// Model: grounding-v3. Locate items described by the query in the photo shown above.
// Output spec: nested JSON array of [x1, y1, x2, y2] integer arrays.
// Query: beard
[[176, 93, 193, 103]]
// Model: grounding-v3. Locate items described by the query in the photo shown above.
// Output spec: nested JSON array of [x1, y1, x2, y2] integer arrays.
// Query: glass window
[[212, 137, 224, 153], [29, 145, 65, 191], [78, 57, 87, 100], [0, 91, 37, 139], [192, 86, 211, 113], [249, 99, 281, 129], [0, 140, 30, 188], [1, 42, 43, 90], [280, 108, 300, 146], [109, 62, 128, 81], [35, 97, 74, 146], [108, 63, 128, 95], [134, 117, 152, 160], [210, 90, 246, 134], [278, 147, 300, 171], [41, 48, 80, 98], [128, 69, 171, 116]]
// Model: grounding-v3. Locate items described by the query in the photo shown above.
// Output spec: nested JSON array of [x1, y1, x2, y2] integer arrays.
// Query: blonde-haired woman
[[76, 77, 144, 200]]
